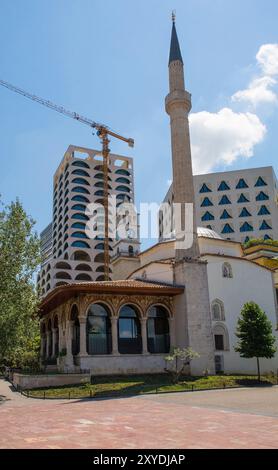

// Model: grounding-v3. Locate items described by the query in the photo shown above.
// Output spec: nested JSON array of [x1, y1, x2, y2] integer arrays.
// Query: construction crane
[[0, 78, 134, 281]]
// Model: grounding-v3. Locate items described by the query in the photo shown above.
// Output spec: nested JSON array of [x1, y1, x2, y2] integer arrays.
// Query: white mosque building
[[39, 18, 278, 377]]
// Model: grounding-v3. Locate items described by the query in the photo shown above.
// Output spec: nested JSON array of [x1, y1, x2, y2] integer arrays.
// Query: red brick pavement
[[0, 381, 278, 449]]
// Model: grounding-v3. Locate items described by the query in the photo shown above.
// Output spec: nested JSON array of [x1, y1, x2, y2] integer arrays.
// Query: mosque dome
[[197, 227, 223, 240]]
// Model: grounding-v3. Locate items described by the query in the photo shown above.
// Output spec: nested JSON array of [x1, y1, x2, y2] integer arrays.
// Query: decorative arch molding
[[213, 322, 230, 351], [211, 298, 225, 321], [79, 294, 173, 319]]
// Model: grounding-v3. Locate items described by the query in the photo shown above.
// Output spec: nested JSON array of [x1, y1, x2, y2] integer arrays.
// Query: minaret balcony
[[165, 89, 192, 115]]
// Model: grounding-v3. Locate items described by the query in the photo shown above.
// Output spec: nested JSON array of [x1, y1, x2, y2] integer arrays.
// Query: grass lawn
[[27, 373, 278, 399]]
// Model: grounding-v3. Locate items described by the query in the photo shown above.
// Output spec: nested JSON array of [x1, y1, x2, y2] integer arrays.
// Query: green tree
[[235, 302, 276, 381], [0, 198, 41, 368]]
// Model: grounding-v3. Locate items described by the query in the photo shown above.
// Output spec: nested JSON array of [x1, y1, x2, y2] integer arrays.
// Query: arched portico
[[39, 281, 183, 373]]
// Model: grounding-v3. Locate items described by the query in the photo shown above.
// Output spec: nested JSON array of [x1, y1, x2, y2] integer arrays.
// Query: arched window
[[211, 299, 225, 321], [222, 262, 233, 278], [71, 222, 86, 230], [72, 213, 89, 221], [55, 281, 68, 287], [75, 263, 92, 271], [115, 177, 130, 184], [213, 324, 229, 351], [95, 265, 112, 273], [94, 181, 104, 188], [94, 190, 104, 196], [72, 177, 89, 186], [128, 245, 134, 255], [94, 252, 105, 263], [72, 160, 90, 169], [55, 262, 71, 270], [118, 305, 142, 354], [116, 193, 131, 202], [71, 305, 80, 355], [71, 195, 90, 203], [147, 306, 170, 353], [71, 240, 90, 248], [72, 186, 90, 194], [95, 242, 105, 250], [116, 185, 130, 193], [72, 251, 91, 261], [72, 169, 90, 177], [95, 275, 112, 281], [115, 168, 130, 176], [87, 303, 112, 354], [55, 271, 71, 279], [72, 231, 88, 239], [72, 204, 86, 212], [75, 273, 92, 281]]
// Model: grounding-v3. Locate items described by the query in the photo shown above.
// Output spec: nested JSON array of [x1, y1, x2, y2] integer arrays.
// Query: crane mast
[[0, 78, 134, 281]]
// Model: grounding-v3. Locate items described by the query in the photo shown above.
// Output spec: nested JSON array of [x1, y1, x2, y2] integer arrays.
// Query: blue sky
[[0, 0, 277, 250]]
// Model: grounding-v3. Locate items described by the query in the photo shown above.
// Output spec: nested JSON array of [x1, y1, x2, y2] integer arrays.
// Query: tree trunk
[[256, 357, 261, 382]]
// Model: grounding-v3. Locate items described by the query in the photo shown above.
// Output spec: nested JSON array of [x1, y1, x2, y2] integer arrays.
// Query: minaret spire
[[165, 15, 199, 259], [169, 12, 183, 65]]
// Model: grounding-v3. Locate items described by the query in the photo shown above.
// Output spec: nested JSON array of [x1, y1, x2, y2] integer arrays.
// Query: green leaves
[[0, 198, 41, 367], [235, 301, 276, 359]]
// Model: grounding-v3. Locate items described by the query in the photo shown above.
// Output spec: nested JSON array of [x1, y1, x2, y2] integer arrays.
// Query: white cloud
[[189, 107, 266, 174], [232, 43, 278, 106], [256, 43, 278, 76], [232, 76, 277, 106]]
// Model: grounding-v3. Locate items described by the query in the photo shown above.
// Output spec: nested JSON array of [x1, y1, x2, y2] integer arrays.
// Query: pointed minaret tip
[[169, 11, 183, 65]]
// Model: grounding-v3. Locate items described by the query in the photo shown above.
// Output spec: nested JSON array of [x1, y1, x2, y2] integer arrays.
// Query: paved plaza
[[0, 379, 278, 449]]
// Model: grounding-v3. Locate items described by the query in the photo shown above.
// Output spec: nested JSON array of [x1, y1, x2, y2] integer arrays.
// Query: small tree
[[165, 347, 200, 383], [235, 302, 276, 381]]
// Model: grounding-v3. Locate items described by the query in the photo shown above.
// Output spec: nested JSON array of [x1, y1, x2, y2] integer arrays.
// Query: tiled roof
[[39, 279, 184, 316]]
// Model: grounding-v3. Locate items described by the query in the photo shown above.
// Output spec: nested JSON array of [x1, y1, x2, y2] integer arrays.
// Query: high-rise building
[[40, 222, 53, 265], [37, 144, 139, 296], [161, 166, 278, 243]]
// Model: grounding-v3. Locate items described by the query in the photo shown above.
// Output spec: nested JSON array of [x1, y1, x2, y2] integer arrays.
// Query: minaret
[[165, 13, 199, 259]]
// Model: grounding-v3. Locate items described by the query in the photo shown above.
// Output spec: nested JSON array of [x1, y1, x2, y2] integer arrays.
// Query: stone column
[[79, 317, 88, 356], [51, 328, 57, 358], [40, 336, 45, 359], [111, 316, 119, 355], [141, 318, 149, 355], [46, 332, 50, 358], [58, 321, 63, 353], [169, 317, 175, 349], [65, 320, 74, 369]]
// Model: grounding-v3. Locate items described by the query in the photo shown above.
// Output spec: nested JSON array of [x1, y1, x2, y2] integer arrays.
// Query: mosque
[[39, 19, 278, 376]]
